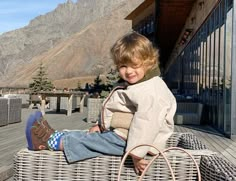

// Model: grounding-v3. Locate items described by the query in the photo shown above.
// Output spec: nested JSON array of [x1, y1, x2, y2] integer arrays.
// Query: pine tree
[[29, 63, 54, 93], [100, 69, 121, 98], [106, 68, 120, 89], [94, 75, 102, 90]]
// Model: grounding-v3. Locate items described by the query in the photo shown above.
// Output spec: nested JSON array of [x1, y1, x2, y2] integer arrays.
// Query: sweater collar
[[136, 66, 161, 84], [116, 66, 161, 87]]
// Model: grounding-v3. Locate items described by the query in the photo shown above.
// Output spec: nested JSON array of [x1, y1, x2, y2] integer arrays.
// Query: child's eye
[[131, 65, 139, 68], [131, 63, 142, 68], [119, 65, 127, 68]]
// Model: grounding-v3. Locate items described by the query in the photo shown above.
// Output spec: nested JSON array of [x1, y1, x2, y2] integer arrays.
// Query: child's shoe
[[26, 111, 55, 150]]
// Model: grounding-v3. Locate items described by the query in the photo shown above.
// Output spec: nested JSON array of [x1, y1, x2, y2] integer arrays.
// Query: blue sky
[[0, 0, 77, 34]]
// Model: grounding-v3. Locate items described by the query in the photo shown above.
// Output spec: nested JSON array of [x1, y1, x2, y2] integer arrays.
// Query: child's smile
[[118, 64, 145, 84]]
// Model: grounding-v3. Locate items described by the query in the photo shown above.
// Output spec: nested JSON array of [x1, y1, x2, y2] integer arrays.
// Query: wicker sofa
[[174, 102, 203, 125], [13, 132, 225, 180], [0, 98, 8, 126], [0, 97, 22, 126], [8, 97, 22, 124], [200, 155, 236, 181], [87, 98, 104, 123], [49, 96, 81, 111]]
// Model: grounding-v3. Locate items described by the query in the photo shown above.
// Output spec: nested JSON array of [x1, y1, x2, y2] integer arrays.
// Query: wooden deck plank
[[175, 125, 236, 165], [192, 129, 236, 164]]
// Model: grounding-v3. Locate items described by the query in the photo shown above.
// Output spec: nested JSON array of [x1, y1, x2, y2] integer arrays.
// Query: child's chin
[[127, 80, 138, 84]]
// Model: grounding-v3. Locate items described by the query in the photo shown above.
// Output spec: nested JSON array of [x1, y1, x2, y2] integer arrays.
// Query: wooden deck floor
[[174, 125, 236, 166], [1, 108, 236, 180]]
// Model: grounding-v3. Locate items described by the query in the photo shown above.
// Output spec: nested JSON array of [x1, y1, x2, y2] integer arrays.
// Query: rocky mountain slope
[[0, 0, 143, 88]]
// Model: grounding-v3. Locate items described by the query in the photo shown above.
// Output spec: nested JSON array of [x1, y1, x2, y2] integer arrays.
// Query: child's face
[[118, 62, 146, 84]]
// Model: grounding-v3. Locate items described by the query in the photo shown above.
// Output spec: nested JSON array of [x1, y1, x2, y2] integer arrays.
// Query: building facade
[[166, 0, 235, 139], [127, 0, 236, 139]]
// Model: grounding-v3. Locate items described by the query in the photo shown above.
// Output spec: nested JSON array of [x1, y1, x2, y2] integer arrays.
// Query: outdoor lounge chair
[[13, 132, 227, 180], [8, 97, 22, 124], [87, 98, 104, 123], [174, 102, 203, 125], [0, 97, 22, 126], [0, 98, 8, 126]]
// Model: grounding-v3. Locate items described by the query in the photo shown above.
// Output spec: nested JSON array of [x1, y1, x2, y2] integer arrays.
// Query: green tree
[[29, 63, 54, 93], [77, 81, 81, 89], [100, 69, 121, 98], [106, 68, 120, 89], [94, 75, 102, 90], [74, 81, 81, 91]]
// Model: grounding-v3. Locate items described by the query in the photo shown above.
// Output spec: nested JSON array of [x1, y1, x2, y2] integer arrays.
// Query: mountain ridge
[[0, 0, 143, 88]]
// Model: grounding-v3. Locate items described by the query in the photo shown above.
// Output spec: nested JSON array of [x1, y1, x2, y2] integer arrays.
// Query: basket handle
[[164, 147, 201, 181], [117, 144, 176, 181], [139, 147, 201, 181]]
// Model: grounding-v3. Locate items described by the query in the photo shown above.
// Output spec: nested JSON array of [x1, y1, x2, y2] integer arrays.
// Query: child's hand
[[89, 125, 101, 133], [131, 156, 149, 174]]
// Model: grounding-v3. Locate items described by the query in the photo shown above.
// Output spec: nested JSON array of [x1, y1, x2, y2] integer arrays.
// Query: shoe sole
[[25, 111, 42, 150]]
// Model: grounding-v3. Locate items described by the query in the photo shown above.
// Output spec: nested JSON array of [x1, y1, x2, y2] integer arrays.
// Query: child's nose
[[126, 67, 133, 74]]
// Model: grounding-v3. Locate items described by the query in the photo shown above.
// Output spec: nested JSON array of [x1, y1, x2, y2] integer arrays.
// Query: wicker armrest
[[177, 133, 208, 150], [200, 155, 236, 181], [165, 132, 182, 147], [166, 132, 208, 150]]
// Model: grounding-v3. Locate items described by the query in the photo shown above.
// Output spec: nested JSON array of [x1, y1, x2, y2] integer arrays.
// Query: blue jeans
[[62, 130, 126, 163]]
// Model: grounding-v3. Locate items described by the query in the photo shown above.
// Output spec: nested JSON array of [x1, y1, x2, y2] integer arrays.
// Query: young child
[[26, 32, 176, 173]]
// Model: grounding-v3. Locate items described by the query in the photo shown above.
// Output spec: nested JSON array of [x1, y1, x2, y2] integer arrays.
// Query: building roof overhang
[[126, 0, 196, 70]]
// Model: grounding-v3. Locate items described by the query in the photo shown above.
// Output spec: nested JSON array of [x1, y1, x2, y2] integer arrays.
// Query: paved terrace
[[1, 108, 236, 181]]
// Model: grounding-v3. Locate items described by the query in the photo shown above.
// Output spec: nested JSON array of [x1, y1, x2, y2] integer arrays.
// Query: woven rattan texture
[[8, 98, 22, 124], [0, 98, 8, 126], [177, 133, 208, 150], [200, 155, 236, 181], [14, 148, 214, 181], [14, 133, 214, 180], [87, 98, 104, 123], [49, 97, 79, 111]]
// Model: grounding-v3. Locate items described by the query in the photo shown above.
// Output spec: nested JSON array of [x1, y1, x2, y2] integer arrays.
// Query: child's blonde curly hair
[[110, 32, 159, 71]]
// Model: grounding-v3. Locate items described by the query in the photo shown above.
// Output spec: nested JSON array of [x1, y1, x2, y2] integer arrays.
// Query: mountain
[[0, 0, 143, 88]]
